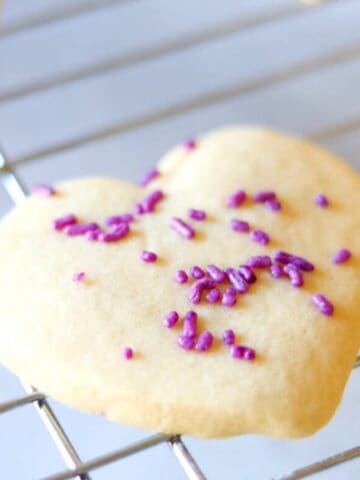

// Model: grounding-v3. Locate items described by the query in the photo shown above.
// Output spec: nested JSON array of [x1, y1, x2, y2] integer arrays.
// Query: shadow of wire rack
[[1, 0, 360, 478]]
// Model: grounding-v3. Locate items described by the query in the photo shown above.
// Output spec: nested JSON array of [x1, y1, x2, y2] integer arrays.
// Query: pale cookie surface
[[0, 127, 359, 438]]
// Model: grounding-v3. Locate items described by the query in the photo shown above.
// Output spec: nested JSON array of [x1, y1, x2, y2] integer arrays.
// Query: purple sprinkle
[[138, 168, 159, 187], [230, 219, 250, 233], [273, 251, 292, 264], [270, 264, 284, 279], [332, 248, 352, 264], [140, 250, 157, 263], [206, 288, 221, 303], [123, 347, 133, 360], [106, 214, 134, 226], [177, 335, 195, 350], [221, 289, 237, 307], [222, 295, 236, 307], [86, 229, 101, 241], [64, 222, 99, 236], [238, 265, 257, 284], [134, 203, 145, 215], [225, 287, 237, 296], [312, 293, 334, 316], [188, 278, 214, 304], [183, 311, 197, 338], [170, 217, 195, 239], [142, 190, 164, 213], [182, 139, 196, 151], [134, 191, 163, 214], [190, 265, 205, 279], [222, 329, 235, 346], [188, 286, 201, 305], [290, 257, 314, 272], [52, 213, 77, 231], [250, 229, 270, 245], [284, 264, 304, 288], [247, 255, 272, 268], [315, 193, 329, 208], [265, 199, 281, 212], [253, 190, 276, 203], [163, 311, 179, 328], [188, 208, 206, 221], [273, 251, 314, 272], [174, 270, 188, 284], [72, 272, 85, 282], [206, 264, 226, 283], [230, 344, 256, 361], [226, 189, 247, 208], [32, 184, 55, 196], [228, 270, 249, 293], [98, 223, 129, 242], [243, 348, 256, 361], [195, 331, 213, 352], [230, 344, 245, 358], [224, 267, 232, 277], [202, 278, 215, 290]]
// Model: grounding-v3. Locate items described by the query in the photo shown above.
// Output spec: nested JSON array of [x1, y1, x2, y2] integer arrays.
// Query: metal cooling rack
[[1, 0, 360, 478]]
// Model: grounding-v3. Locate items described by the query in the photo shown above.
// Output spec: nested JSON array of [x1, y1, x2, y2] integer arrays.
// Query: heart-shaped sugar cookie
[[0, 126, 359, 438]]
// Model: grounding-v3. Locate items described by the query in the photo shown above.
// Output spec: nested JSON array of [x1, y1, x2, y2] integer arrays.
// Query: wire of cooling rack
[[0, 1, 360, 478]]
